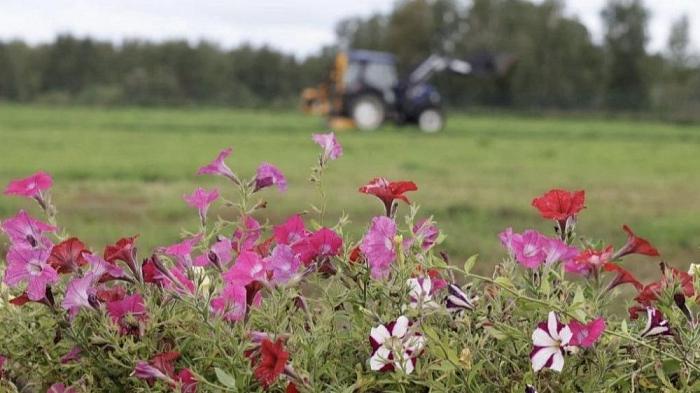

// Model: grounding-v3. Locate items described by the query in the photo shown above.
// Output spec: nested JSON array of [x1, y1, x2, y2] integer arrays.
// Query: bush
[[1, 133, 699, 392]]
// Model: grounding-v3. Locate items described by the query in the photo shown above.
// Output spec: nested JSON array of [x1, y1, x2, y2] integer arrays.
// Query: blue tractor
[[301, 49, 514, 132]]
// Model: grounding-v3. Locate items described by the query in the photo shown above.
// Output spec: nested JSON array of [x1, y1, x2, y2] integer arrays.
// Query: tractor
[[301, 49, 515, 133]]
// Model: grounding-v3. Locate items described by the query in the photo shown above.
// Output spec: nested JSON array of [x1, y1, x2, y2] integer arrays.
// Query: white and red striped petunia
[[530, 311, 574, 372], [369, 316, 425, 374]]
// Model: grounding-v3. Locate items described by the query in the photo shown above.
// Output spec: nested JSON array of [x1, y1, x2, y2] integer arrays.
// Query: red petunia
[[615, 225, 660, 259], [603, 263, 643, 291], [359, 177, 418, 216], [634, 264, 694, 306], [104, 236, 138, 264], [254, 338, 289, 388], [286, 382, 299, 393], [531, 189, 585, 221], [49, 237, 89, 274]]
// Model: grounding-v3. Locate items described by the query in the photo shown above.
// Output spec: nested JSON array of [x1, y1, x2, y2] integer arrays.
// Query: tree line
[[1, 0, 699, 117]]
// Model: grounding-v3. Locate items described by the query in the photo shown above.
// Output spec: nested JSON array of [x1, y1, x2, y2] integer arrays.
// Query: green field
[[1, 104, 699, 280]]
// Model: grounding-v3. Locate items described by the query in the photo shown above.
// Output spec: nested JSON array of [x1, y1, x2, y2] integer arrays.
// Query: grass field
[[1, 104, 699, 280]]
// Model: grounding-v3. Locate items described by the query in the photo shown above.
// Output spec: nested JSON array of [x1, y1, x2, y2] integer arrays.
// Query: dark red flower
[[150, 351, 180, 379], [531, 189, 585, 221], [603, 263, 643, 291], [348, 246, 363, 263], [634, 264, 694, 306], [254, 338, 289, 388], [359, 177, 418, 216], [49, 237, 89, 274], [614, 225, 660, 259], [104, 235, 138, 264], [286, 382, 299, 393], [9, 293, 31, 306], [96, 285, 126, 303], [177, 368, 197, 393]]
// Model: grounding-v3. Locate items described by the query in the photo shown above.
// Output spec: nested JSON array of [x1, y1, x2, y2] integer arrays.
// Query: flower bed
[[1, 132, 698, 392]]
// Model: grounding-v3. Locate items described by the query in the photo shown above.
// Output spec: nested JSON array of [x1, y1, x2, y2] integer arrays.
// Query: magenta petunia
[[60, 346, 82, 364], [360, 216, 397, 279], [312, 132, 343, 162], [62, 273, 99, 318], [4, 247, 57, 301], [568, 317, 605, 348], [511, 230, 547, 269], [4, 171, 53, 199], [196, 147, 238, 183], [155, 265, 196, 295], [264, 244, 301, 284], [194, 236, 233, 268], [84, 253, 125, 282], [411, 219, 439, 251], [223, 250, 267, 287], [273, 214, 308, 245], [254, 162, 287, 192], [106, 293, 147, 335], [293, 227, 343, 266], [211, 283, 247, 322], [1, 210, 56, 250], [47, 383, 77, 393], [161, 234, 203, 269], [498, 227, 516, 256], [232, 216, 261, 252], [133, 361, 171, 381], [183, 187, 219, 225], [541, 237, 579, 265]]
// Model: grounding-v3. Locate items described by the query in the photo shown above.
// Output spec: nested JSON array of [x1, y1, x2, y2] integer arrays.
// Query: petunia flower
[[568, 317, 605, 348], [60, 346, 82, 364], [640, 307, 672, 338], [612, 225, 660, 259], [603, 263, 643, 291], [133, 351, 197, 392], [312, 132, 343, 162], [254, 162, 287, 192], [161, 234, 203, 269], [62, 273, 99, 318], [498, 227, 516, 256], [406, 277, 438, 309], [254, 338, 289, 388], [273, 214, 308, 245], [4, 247, 57, 301], [510, 230, 547, 269], [194, 237, 232, 269], [292, 227, 343, 266], [48, 237, 89, 274], [530, 311, 574, 372], [360, 216, 397, 279], [564, 246, 614, 277], [634, 264, 694, 306], [359, 177, 418, 217], [3, 171, 53, 199], [85, 253, 125, 283], [47, 383, 77, 393], [232, 216, 262, 253], [1, 210, 55, 250], [104, 236, 140, 280], [264, 244, 301, 284], [211, 283, 247, 322], [133, 361, 172, 383], [106, 293, 147, 336], [531, 189, 585, 221], [408, 219, 439, 251], [156, 265, 196, 295], [369, 316, 425, 374], [223, 250, 267, 287], [445, 283, 478, 315], [183, 187, 219, 226], [196, 147, 239, 183], [541, 237, 579, 265]]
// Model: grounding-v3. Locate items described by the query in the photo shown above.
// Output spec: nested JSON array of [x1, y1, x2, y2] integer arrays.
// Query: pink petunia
[[106, 293, 147, 335], [264, 244, 301, 284], [84, 253, 125, 282], [4, 247, 57, 301], [156, 265, 196, 295], [541, 237, 579, 265], [273, 214, 308, 245], [408, 219, 439, 251], [183, 187, 219, 225], [1, 210, 55, 250], [194, 236, 233, 268], [568, 317, 606, 348], [60, 346, 82, 364], [564, 246, 614, 276], [232, 216, 261, 252], [161, 234, 203, 269], [47, 383, 77, 393], [312, 132, 343, 162], [498, 227, 516, 256], [4, 171, 53, 199], [62, 273, 99, 318], [293, 227, 343, 266], [360, 216, 397, 279], [223, 250, 267, 287], [254, 162, 287, 192], [196, 147, 238, 183], [211, 284, 247, 322], [511, 230, 548, 268]]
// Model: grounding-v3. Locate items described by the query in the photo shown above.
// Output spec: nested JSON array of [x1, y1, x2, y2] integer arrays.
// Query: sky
[[1, 0, 698, 57]]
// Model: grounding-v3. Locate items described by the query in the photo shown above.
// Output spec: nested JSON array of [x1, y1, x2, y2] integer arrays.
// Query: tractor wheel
[[351, 95, 384, 131], [417, 108, 444, 133]]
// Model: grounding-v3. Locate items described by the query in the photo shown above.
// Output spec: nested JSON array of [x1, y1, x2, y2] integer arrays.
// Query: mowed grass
[[1, 104, 699, 280]]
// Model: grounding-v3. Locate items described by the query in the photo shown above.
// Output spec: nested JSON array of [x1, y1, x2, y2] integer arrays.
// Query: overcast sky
[[1, 1, 698, 57]]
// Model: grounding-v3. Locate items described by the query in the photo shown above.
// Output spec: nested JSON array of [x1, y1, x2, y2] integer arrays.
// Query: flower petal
[[549, 351, 565, 372], [532, 327, 557, 347], [531, 346, 557, 372], [392, 316, 409, 338], [547, 311, 559, 340], [369, 347, 391, 371], [370, 325, 391, 345]]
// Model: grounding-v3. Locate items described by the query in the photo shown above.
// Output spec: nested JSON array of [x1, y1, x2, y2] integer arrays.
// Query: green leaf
[[215, 368, 237, 390], [620, 319, 628, 334], [463, 254, 478, 275]]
